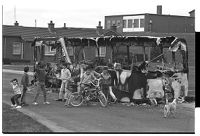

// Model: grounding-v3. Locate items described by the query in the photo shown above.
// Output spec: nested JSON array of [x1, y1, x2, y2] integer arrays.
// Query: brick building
[[2, 21, 107, 63], [105, 5, 195, 33], [2, 6, 195, 67]]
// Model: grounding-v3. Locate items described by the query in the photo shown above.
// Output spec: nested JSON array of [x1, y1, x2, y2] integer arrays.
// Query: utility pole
[[14, 5, 16, 22], [2, 5, 3, 25], [35, 19, 37, 27]]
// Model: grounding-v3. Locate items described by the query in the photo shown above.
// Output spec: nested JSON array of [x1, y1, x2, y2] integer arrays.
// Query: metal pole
[[172, 52, 175, 68], [2, 5, 3, 25], [143, 46, 146, 61], [111, 43, 114, 63], [127, 44, 130, 65]]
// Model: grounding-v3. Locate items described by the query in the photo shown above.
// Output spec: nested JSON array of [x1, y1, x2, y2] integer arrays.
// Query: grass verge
[[2, 103, 52, 133]]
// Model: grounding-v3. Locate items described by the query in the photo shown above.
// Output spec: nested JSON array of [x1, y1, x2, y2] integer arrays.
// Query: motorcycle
[[69, 77, 108, 107]]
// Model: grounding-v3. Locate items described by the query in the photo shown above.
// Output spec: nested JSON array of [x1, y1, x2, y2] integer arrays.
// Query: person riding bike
[[79, 65, 101, 96]]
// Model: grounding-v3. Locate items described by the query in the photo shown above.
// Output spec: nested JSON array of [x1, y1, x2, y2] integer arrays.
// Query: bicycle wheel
[[70, 92, 83, 107], [98, 91, 108, 107]]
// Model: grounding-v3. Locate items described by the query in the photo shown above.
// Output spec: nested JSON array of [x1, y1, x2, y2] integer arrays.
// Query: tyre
[[70, 92, 83, 107], [98, 91, 108, 107]]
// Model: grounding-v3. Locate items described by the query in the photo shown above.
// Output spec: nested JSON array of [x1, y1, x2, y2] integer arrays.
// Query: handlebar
[[80, 77, 103, 87]]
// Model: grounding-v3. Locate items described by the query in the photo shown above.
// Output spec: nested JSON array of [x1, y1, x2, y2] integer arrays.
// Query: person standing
[[20, 66, 30, 106], [33, 61, 50, 105], [101, 67, 117, 103], [55, 62, 71, 102]]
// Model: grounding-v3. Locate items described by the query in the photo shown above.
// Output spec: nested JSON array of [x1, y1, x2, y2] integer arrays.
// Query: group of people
[[55, 62, 118, 106], [9, 61, 118, 109]]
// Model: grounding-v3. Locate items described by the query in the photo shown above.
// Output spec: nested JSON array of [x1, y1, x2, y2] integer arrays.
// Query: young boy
[[20, 66, 29, 106], [101, 67, 117, 103], [10, 79, 22, 109], [33, 61, 50, 105], [56, 62, 71, 102], [79, 65, 100, 94]]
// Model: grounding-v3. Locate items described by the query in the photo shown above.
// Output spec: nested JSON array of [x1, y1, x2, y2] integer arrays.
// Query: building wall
[[104, 16, 123, 33], [145, 14, 195, 33], [105, 14, 195, 33], [24, 41, 34, 62], [2, 36, 35, 63], [3, 36, 23, 60]]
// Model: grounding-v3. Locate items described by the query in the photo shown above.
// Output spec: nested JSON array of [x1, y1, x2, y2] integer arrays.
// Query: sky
[[1, 0, 199, 31]]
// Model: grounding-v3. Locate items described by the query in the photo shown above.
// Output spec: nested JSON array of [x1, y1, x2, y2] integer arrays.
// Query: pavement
[[2, 69, 196, 133]]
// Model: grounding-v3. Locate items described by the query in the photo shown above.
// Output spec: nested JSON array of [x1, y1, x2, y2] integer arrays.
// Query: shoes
[[16, 106, 22, 109], [21, 103, 29, 106], [43, 102, 50, 104], [111, 99, 117, 104], [127, 102, 135, 106], [55, 99, 62, 101], [64, 103, 71, 107], [32, 102, 38, 105], [11, 104, 17, 107]]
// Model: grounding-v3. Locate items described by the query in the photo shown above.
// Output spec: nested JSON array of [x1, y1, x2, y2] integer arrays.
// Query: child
[[101, 67, 117, 103], [55, 62, 71, 102], [20, 66, 29, 106], [79, 65, 100, 94], [10, 79, 22, 109], [33, 61, 50, 105]]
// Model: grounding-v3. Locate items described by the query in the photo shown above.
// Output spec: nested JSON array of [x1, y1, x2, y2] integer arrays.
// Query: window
[[123, 20, 127, 28], [45, 46, 56, 55], [96, 46, 106, 57], [128, 19, 133, 28], [107, 20, 111, 29], [112, 20, 116, 26], [133, 19, 139, 28], [12, 42, 22, 55], [123, 15, 145, 32], [140, 19, 144, 28], [67, 46, 74, 56], [116, 20, 121, 26]]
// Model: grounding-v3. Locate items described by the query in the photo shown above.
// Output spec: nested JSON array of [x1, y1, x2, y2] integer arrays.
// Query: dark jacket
[[108, 69, 118, 86], [21, 73, 29, 88], [36, 68, 46, 83]]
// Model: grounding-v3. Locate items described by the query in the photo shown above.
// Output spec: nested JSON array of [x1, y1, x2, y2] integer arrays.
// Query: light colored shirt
[[60, 68, 71, 81], [81, 71, 100, 84], [11, 83, 21, 95]]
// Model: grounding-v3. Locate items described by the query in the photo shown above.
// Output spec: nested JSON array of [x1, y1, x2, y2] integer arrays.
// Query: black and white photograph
[[1, 0, 198, 134]]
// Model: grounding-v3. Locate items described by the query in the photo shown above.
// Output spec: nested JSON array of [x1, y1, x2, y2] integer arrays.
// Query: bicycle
[[69, 78, 108, 107]]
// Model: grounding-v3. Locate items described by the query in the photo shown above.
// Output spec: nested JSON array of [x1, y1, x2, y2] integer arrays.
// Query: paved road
[[2, 71, 195, 133]]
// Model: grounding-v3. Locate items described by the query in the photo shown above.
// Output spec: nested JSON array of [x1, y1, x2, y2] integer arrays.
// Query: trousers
[[33, 82, 47, 102], [11, 94, 21, 105]]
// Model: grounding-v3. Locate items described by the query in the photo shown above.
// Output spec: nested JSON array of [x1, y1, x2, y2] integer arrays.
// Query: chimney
[[157, 5, 162, 15], [14, 21, 19, 26], [64, 23, 66, 28], [96, 21, 103, 35], [189, 9, 195, 17], [48, 20, 55, 32], [110, 25, 117, 32]]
